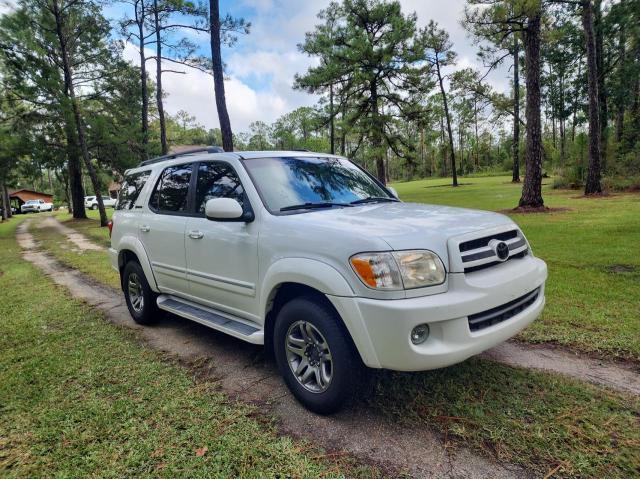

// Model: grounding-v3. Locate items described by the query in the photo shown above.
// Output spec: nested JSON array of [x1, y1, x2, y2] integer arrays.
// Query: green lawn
[[0, 218, 381, 478], [392, 176, 640, 361], [27, 193, 640, 477]]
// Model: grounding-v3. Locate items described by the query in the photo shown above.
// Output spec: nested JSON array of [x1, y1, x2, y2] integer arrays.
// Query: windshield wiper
[[280, 202, 354, 212], [350, 196, 399, 205]]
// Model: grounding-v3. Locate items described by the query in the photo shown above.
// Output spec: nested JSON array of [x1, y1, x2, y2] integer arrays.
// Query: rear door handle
[[139, 225, 150, 232], [188, 230, 204, 239]]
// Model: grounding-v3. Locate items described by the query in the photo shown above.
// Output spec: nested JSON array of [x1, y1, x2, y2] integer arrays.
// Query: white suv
[[109, 148, 547, 413], [85, 195, 117, 210]]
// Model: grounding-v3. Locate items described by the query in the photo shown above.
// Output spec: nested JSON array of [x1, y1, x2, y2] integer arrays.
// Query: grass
[[0, 218, 382, 478], [392, 176, 640, 361], [371, 360, 640, 478], [28, 203, 640, 477]]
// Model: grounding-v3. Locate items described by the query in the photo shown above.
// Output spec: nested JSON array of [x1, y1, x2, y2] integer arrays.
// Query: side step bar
[[157, 295, 264, 345]]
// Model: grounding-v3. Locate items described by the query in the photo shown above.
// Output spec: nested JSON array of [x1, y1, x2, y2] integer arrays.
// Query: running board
[[157, 295, 264, 345]]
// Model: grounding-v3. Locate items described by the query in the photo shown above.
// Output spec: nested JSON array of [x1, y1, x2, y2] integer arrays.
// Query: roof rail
[[138, 146, 225, 167]]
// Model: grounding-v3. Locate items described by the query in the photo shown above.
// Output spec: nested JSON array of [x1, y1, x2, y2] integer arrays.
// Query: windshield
[[242, 157, 392, 213], [25, 200, 38, 204]]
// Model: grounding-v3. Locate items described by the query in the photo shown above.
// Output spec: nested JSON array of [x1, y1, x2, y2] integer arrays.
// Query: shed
[[9, 189, 54, 209]]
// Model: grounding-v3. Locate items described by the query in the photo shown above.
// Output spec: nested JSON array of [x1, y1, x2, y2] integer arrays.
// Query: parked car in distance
[[21, 199, 53, 213], [85, 195, 117, 209], [109, 148, 547, 414]]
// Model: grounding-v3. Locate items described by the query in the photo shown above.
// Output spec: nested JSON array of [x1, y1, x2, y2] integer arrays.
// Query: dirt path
[[37, 215, 103, 251], [17, 219, 529, 479]]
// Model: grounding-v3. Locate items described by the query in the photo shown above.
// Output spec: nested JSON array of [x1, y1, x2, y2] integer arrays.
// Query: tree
[[296, 0, 431, 184], [519, 7, 544, 208], [120, 0, 151, 161], [0, 0, 87, 218], [209, 0, 231, 151], [581, 0, 602, 194], [464, 0, 545, 207], [423, 21, 458, 186]]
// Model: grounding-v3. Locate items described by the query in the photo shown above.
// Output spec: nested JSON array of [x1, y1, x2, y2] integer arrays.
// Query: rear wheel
[[92, 204, 98, 210], [122, 261, 159, 325], [273, 296, 365, 414]]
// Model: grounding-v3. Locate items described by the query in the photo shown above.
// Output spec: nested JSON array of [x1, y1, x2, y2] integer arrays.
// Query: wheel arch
[[260, 258, 373, 364], [116, 237, 159, 292]]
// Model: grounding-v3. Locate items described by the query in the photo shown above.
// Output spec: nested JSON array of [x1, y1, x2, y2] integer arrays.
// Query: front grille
[[458, 229, 528, 273], [468, 288, 540, 332]]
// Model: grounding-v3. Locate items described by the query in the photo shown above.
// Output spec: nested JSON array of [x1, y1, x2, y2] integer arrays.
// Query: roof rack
[[138, 146, 225, 167]]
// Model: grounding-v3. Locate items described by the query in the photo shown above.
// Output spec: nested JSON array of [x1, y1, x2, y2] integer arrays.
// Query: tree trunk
[[138, 0, 149, 161], [370, 81, 385, 184], [594, 0, 607, 172], [615, 10, 626, 143], [329, 84, 335, 154], [153, 0, 168, 155], [1, 182, 8, 221], [571, 59, 582, 142], [559, 73, 566, 164], [210, 0, 234, 152], [518, 11, 544, 208], [512, 34, 521, 183], [582, 0, 603, 195], [53, 0, 108, 226], [474, 97, 479, 170], [65, 125, 86, 218], [436, 59, 457, 186]]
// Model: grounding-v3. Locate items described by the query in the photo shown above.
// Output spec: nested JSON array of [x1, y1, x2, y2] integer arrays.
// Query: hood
[[284, 202, 515, 262]]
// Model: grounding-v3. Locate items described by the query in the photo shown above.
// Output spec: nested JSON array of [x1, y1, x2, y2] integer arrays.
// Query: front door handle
[[139, 225, 150, 232], [188, 230, 204, 239]]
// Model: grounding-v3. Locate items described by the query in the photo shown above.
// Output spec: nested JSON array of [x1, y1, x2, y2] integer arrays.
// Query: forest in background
[[0, 0, 639, 225]]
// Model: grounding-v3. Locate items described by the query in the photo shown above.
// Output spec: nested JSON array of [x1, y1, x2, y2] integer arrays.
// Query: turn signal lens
[[107, 220, 113, 238], [350, 253, 402, 290]]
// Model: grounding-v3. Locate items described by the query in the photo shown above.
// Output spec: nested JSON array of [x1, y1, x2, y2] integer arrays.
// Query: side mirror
[[205, 198, 252, 222], [387, 186, 399, 199]]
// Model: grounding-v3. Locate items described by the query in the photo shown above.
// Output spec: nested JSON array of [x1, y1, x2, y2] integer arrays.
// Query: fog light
[[410, 324, 429, 345]]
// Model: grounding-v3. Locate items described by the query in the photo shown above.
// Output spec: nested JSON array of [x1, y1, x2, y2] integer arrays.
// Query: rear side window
[[149, 164, 193, 213], [117, 170, 150, 210], [195, 162, 245, 215]]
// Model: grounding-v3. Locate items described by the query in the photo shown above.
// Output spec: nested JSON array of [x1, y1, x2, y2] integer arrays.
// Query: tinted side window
[[195, 162, 245, 214], [150, 164, 193, 213], [117, 170, 151, 210]]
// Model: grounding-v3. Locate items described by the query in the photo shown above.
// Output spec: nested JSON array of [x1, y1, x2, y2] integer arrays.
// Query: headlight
[[350, 250, 446, 290]]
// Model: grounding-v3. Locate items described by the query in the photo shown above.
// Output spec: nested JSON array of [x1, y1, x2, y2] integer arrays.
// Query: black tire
[[122, 261, 159, 325], [92, 204, 98, 210], [273, 296, 366, 414]]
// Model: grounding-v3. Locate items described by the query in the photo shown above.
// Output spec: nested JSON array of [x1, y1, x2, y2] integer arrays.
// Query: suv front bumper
[[328, 256, 547, 371]]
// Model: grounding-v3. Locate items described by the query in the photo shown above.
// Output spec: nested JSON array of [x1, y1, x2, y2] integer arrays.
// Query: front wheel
[[122, 261, 159, 325], [92, 204, 98, 210], [273, 296, 366, 414]]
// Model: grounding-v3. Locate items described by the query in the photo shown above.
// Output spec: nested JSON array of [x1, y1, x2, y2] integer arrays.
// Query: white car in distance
[[21, 199, 53, 213], [108, 148, 547, 414], [85, 195, 117, 210]]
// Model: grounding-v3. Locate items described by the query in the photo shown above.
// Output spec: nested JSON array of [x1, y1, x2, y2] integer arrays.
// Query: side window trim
[[193, 160, 252, 218], [148, 162, 197, 216]]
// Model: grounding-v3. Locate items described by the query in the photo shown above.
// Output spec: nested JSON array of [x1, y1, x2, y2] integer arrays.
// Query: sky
[[2, 0, 512, 133]]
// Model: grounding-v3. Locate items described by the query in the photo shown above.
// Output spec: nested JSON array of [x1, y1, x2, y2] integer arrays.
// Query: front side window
[[242, 157, 392, 213], [195, 162, 245, 215], [149, 164, 192, 213], [117, 170, 150, 210]]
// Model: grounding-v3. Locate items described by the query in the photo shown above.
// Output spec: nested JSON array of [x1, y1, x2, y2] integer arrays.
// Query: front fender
[[260, 258, 355, 310], [260, 258, 383, 367], [116, 235, 159, 292]]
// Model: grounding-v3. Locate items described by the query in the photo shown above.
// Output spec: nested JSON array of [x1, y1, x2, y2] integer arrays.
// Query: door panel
[[185, 217, 259, 318], [140, 213, 188, 294], [185, 161, 259, 319], [142, 163, 193, 295]]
